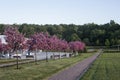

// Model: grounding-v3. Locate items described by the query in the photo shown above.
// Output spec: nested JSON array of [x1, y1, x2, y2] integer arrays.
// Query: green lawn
[[0, 59, 31, 64], [0, 53, 93, 80], [80, 52, 120, 80]]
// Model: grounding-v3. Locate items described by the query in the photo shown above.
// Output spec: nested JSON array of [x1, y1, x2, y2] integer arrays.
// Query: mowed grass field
[[80, 52, 120, 80], [0, 59, 31, 64], [0, 53, 94, 80]]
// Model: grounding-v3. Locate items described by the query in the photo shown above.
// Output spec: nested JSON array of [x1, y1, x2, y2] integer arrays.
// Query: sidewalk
[[48, 50, 102, 80]]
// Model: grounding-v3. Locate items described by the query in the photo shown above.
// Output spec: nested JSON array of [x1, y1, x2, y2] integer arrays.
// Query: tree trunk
[[16, 50, 19, 69], [46, 51, 48, 62], [59, 52, 61, 59], [53, 52, 55, 60], [9, 51, 12, 59], [35, 49, 37, 64]]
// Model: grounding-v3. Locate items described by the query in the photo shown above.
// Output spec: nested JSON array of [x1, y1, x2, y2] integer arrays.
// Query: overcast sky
[[0, 0, 120, 25]]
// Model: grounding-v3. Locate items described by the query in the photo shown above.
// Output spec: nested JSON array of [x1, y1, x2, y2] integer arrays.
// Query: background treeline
[[0, 20, 120, 46]]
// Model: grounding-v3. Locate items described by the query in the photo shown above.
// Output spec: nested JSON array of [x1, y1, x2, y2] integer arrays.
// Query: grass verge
[[0, 53, 94, 80], [80, 52, 120, 80], [0, 59, 31, 64]]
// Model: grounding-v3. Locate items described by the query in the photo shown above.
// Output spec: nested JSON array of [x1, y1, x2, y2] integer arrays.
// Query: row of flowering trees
[[0, 26, 86, 56], [0, 27, 86, 68]]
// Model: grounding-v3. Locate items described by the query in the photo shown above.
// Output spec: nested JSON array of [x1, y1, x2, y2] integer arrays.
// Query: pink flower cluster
[[0, 27, 85, 53]]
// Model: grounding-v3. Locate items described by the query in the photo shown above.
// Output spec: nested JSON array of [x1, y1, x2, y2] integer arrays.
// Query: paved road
[[48, 50, 102, 80]]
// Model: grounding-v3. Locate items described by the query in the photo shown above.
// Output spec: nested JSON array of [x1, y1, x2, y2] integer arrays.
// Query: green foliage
[[0, 24, 5, 34], [105, 39, 110, 47], [0, 20, 120, 46], [83, 38, 90, 45], [96, 39, 100, 46], [70, 33, 80, 41]]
